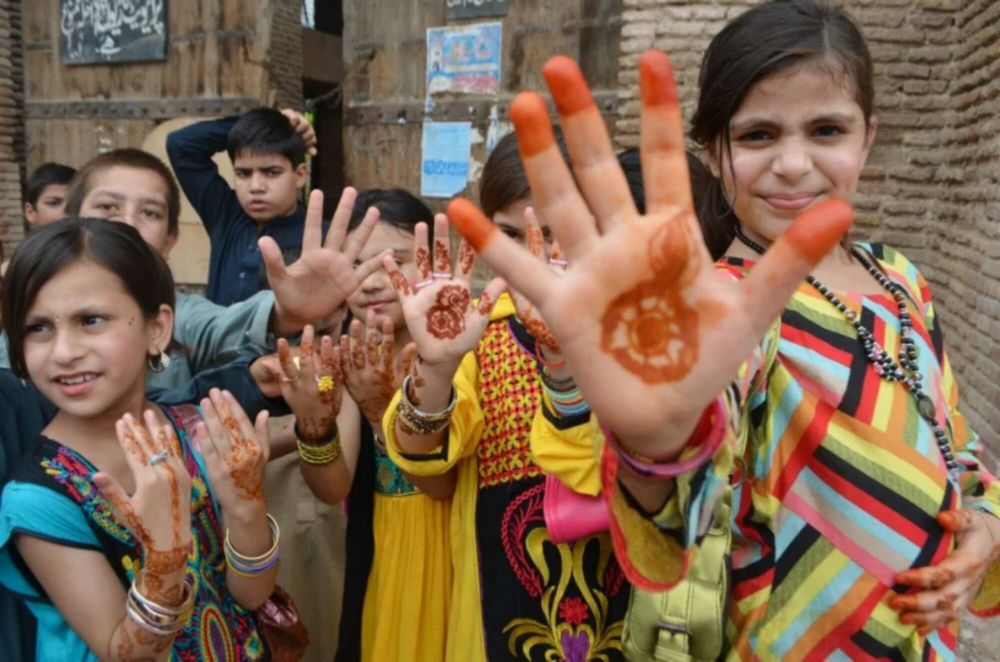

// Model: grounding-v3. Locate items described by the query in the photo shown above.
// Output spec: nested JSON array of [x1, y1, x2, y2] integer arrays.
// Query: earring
[[147, 349, 171, 373]]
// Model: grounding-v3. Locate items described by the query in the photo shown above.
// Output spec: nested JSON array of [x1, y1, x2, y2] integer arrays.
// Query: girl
[[378, 139, 631, 660], [445, 1, 1000, 659], [0, 218, 319, 660], [288, 188, 453, 662]]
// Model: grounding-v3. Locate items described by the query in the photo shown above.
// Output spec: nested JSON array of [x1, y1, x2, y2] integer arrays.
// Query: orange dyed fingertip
[[639, 50, 679, 107], [542, 55, 595, 116], [510, 92, 554, 157], [784, 198, 854, 263], [447, 198, 497, 252]]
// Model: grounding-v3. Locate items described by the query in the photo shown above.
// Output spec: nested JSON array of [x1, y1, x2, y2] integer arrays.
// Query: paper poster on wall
[[61, 0, 168, 64], [427, 22, 502, 95], [421, 122, 473, 198], [447, 0, 509, 20]]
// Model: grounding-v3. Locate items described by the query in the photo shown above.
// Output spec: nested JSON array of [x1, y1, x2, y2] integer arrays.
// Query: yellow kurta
[[384, 294, 627, 662]]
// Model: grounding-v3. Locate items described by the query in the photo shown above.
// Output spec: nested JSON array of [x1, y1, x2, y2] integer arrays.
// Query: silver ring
[[431, 271, 451, 280], [280, 374, 299, 384], [414, 278, 435, 291], [548, 258, 568, 268], [148, 451, 168, 466]]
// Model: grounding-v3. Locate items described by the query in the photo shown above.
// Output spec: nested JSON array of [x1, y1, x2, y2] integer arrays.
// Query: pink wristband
[[604, 395, 727, 479]]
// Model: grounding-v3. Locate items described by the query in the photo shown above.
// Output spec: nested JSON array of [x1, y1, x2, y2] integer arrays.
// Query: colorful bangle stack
[[540, 368, 589, 418], [397, 374, 456, 436], [295, 423, 342, 465], [606, 395, 727, 479], [126, 574, 195, 637], [225, 513, 281, 578]]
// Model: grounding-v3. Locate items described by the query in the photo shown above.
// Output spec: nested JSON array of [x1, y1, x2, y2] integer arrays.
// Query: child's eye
[[814, 125, 844, 138], [97, 203, 117, 212], [141, 208, 164, 220], [24, 322, 52, 336], [82, 315, 107, 327], [502, 228, 524, 242], [736, 130, 772, 143]]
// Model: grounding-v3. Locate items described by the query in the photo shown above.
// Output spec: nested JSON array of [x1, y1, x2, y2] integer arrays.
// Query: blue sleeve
[[0, 482, 99, 553], [173, 290, 275, 374], [165, 115, 243, 237], [149, 354, 291, 419]]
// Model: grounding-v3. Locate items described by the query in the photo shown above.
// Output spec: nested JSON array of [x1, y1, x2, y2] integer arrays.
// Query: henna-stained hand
[[510, 206, 563, 354], [381, 214, 507, 369], [196, 389, 271, 520], [93, 410, 192, 606], [890, 509, 1000, 635], [276, 325, 343, 441], [261, 188, 389, 332], [444, 51, 853, 456], [340, 309, 417, 429]]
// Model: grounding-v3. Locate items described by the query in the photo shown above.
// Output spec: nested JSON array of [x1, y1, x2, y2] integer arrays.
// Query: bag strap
[[635, 320, 781, 661]]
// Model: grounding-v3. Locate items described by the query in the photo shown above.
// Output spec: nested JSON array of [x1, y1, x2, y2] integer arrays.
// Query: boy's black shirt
[[167, 115, 305, 306]]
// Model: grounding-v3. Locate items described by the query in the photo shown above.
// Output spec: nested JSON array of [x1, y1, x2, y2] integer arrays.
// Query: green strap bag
[[620, 322, 780, 661]]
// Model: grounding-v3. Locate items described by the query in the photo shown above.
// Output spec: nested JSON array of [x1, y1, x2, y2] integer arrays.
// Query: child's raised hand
[[340, 309, 417, 428], [93, 410, 192, 603], [509, 206, 564, 355], [261, 188, 387, 332], [196, 389, 271, 522], [446, 51, 852, 457], [279, 108, 318, 156], [890, 509, 1000, 634], [381, 214, 506, 372], [276, 325, 343, 440]]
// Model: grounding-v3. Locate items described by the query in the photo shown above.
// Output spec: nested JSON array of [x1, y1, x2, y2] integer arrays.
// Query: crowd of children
[[1, 1, 999, 661]]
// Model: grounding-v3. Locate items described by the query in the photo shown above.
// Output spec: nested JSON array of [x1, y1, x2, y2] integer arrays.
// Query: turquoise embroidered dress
[[0, 405, 265, 661]]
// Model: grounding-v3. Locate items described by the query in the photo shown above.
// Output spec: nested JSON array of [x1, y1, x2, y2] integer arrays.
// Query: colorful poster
[[427, 22, 502, 95], [421, 122, 473, 198]]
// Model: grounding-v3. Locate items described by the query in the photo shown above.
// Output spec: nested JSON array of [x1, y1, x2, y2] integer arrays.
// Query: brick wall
[[617, 0, 998, 462], [0, 0, 24, 260], [267, 0, 304, 109]]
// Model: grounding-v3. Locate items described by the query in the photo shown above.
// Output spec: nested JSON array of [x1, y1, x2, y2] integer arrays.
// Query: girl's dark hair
[[64, 149, 182, 238], [479, 130, 570, 219], [691, 0, 874, 248], [348, 188, 435, 241], [1, 218, 175, 379], [617, 148, 727, 260], [25, 162, 76, 207]]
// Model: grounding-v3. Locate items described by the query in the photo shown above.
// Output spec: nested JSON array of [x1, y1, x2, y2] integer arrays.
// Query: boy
[[23, 162, 76, 228], [1, 148, 380, 394], [166, 108, 316, 305]]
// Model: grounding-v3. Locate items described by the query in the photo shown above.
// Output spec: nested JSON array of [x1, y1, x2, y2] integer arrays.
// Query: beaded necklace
[[733, 226, 959, 478]]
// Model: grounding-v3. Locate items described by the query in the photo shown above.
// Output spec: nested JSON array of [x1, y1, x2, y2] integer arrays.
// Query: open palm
[[447, 52, 852, 455], [382, 214, 506, 368], [261, 187, 384, 327]]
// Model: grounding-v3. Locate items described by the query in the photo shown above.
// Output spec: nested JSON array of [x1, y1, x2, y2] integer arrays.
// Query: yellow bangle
[[296, 431, 342, 465]]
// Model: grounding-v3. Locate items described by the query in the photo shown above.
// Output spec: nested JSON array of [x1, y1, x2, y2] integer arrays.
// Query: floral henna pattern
[[433, 238, 451, 273], [389, 269, 411, 295], [458, 240, 476, 275], [527, 226, 545, 257], [218, 406, 266, 502], [599, 216, 702, 382], [601, 278, 698, 383], [524, 314, 559, 352], [478, 291, 495, 317], [426, 285, 470, 339], [416, 246, 432, 278]]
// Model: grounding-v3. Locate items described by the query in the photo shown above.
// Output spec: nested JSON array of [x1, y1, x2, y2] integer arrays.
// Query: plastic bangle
[[535, 338, 567, 370], [605, 396, 727, 479], [224, 513, 281, 577]]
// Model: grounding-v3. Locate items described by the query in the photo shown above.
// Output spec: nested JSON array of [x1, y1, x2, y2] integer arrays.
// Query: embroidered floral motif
[[374, 444, 419, 496], [475, 319, 543, 488]]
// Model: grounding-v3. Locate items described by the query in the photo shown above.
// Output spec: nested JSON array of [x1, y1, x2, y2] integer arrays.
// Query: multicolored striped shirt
[[605, 244, 1000, 661]]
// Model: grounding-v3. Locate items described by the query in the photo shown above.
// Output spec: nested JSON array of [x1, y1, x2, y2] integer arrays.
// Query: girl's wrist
[[223, 500, 268, 529]]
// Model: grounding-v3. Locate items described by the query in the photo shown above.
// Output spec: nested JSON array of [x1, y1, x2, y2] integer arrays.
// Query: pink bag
[[543, 473, 610, 544]]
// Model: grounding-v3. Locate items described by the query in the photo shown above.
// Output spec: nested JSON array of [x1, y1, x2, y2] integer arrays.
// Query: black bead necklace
[[733, 227, 959, 477]]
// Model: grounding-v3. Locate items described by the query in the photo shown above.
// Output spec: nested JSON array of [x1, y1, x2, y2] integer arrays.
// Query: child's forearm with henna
[[108, 564, 187, 661]]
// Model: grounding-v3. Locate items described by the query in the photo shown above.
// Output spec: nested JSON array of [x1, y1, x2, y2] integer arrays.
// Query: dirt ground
[[960, 604, 1000, 659]]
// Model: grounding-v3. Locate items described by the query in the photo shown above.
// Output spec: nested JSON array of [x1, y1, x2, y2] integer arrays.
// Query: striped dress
[[603, 243, 1000, 661]]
